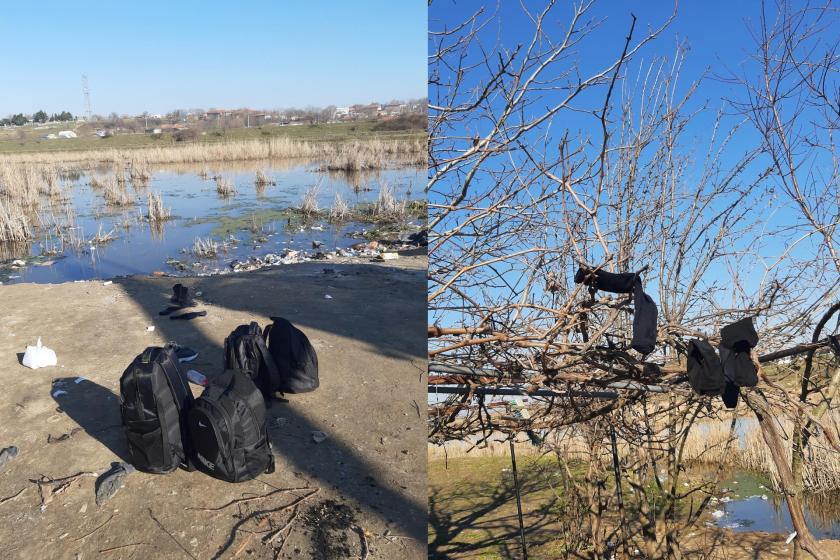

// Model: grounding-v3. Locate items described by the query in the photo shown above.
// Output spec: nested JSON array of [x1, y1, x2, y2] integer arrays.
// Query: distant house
[[382, 104, 406, 116], [334, 106, 350, 119], [57, 130, 77, 139]]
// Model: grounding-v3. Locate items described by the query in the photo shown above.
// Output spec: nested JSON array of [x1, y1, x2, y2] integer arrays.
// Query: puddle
[[710, 470, 840, 539], [0, 160, 423, 284]]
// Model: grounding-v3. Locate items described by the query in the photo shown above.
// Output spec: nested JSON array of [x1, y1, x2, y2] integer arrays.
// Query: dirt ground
[[0, 256, 427, 559]]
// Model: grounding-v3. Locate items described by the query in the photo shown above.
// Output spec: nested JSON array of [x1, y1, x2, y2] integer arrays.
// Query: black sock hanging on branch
[[719, 317, 759, 387], [574, 266, 658, 354], [686, 339, 724, 395]]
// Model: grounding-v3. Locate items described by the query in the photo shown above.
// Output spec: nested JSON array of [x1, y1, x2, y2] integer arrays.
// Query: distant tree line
[[0, 110, 74, 126]]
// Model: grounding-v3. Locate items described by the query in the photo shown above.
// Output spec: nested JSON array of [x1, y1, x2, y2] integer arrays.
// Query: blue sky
[[428, 1, 837, 335], [1, 1, 426, 116]]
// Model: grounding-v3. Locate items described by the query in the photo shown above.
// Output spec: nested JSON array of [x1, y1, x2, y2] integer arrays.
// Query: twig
[[212, 488, 319, 560], [233, 516, 270, 557], [264, 504, 301, 545], [148, 508, 197, 560], [354, 525, 370, 560], [186, 486, 312, 511], [74, 513, 114, 542], [100, 542, 146, 554], [0, 487, 26, 505]]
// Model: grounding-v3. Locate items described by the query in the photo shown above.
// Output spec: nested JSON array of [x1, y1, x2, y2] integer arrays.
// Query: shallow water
[[712, 470, 840, 538], [0, 161, 423, 284]]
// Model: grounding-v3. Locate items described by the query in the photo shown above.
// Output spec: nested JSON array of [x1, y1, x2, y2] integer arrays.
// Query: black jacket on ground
[[573, 266, 658, 354]]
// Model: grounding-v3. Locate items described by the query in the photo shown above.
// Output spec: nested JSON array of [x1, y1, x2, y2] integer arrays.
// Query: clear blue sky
[[1, 1, 426, 117]]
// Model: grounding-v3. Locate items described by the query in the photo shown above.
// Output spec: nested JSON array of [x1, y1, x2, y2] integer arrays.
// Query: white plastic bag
[[21, 338, 57, 369]]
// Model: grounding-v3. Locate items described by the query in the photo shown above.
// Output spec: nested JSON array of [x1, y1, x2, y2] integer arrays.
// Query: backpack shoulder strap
[[254, 334, 282, 395]]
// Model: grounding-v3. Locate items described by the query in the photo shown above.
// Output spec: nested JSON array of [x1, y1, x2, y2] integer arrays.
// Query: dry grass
[[329, 192, 350, 222], [0, 137, 424, 167], [129, 161, 152, 187], [192, 236, 222, 258], [102, 175, 134, 206], [146, 191, 170, 222], [0, 198, 33, 242], [254, 169, 275, 187], [215, 176, 235, 197], [374, 183, 406, 221], [300, 184, 321, 216]]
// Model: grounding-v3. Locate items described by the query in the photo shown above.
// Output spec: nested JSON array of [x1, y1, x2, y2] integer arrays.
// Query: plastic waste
[[21, 338, 57, 369], [186, 369, 208, 387]]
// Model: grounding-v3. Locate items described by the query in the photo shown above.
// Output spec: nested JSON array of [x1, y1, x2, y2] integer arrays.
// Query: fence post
[[509, 439, 528, 560]]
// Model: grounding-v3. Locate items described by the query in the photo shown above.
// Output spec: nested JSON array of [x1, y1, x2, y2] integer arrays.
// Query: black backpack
[[686, 339, 724, 396], [119, 346, 195, 474], [263, 316, 319, 394], [186, 369, 274, 482], [224, 322, 281, 400]]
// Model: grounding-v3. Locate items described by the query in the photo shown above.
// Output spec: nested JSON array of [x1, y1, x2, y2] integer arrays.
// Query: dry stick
[[73, 513, 115, 542], [354, 525, 370, 560], [185, 486, 313, 511], [0, 487, 26, 505], [148, 508, 198, 560], [264, 505, 301, 545], [100, 542, 146, 554], [233, 516, 270, 557]]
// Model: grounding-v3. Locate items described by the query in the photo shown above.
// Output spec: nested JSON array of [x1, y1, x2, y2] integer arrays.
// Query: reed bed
[[129, 161, 152, 187], [329, 192, 350, 222], [192, 236, 222, 258], [0, 137, 425, 168], [146, 191, 170, 222], [215, 176, 235, 197], [0, 198, 33, 242], [102, 175, 134, 206], [373, 183, 406, 221], [254, 169, 275, 187], [300, 184, 321, 216]]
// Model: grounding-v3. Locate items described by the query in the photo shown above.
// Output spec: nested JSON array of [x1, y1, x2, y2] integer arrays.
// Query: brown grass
[[146, 191, 170, 222]]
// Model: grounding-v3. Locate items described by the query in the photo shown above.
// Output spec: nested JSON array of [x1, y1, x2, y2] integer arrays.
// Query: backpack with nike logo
[[187, 369, 274, 482], [224, 322, 281, 400], [119, 346, 195, 474]]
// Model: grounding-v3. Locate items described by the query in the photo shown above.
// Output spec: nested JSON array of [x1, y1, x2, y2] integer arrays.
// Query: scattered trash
[[785, 531, 798, 544], [324, 294, 333, 299], [0, 446, 19, 469], [95, 462, 135, 506], [761, 494, 768, 500], [11, 259, 25, 267], [146, 326, 155, 332], [102, 281, 112, 286], [719, 496, 731, 503], [378, 252, 399, 261], [186, 369, 208, 387], [52, 390, 68, 398], [21, 337, 58, 369], [312, 431, 327, 443], [711, 509, 725, 519]]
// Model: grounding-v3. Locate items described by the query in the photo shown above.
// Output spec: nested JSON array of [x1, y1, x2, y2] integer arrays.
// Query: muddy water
[[0, 161, 423, 284]]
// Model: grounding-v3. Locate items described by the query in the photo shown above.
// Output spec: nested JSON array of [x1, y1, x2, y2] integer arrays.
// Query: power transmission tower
[[82, 74, 92, 120]]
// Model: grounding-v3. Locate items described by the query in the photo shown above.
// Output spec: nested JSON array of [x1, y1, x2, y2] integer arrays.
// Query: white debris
[[146, 326, 155, 332], [711, 509, 725, 519], [103, 280, 112, 286], [324, 294, 333, 299], [785, 531, 798, 544], [21, 338, 58, 369], [720, 496, 731, 503]]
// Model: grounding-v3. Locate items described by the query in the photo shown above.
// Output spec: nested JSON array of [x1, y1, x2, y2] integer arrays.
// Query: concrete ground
[[0, 256, 427, 559]]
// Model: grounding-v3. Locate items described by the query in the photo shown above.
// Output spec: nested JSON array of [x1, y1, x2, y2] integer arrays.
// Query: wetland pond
[[0, 160, 424, 284]]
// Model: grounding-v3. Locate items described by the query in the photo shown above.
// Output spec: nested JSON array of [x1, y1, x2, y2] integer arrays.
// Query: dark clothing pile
[[574, 266, 658, 354], [686, 316, 759, 408]]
